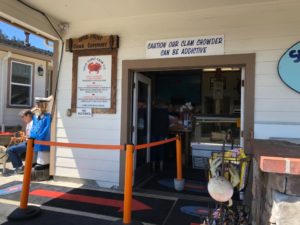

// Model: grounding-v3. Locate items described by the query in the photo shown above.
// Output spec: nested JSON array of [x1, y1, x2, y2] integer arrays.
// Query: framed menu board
[[71, 49, 117, 114]]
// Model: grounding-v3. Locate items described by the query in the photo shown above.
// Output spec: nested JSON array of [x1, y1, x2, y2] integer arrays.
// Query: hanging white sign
[[77, 55, 112, 109], [146, 35, 224, 59]]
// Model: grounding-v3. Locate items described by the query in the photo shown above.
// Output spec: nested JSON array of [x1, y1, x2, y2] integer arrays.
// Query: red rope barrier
[[34, 140, 124, 150], [34, 136, 178, 151], [135, 137, 177, 150]]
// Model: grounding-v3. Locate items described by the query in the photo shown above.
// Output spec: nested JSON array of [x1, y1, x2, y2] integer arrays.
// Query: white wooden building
[[1, 1, 300, 223]]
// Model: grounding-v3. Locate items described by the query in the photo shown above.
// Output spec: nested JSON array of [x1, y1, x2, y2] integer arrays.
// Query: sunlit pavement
[[0, 164, 116, 225]]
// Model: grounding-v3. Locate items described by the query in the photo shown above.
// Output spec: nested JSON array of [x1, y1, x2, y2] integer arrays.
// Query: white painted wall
[[0, 50, 48, 128], [53, 0, 300, 185], [55, 51, 121, 188]]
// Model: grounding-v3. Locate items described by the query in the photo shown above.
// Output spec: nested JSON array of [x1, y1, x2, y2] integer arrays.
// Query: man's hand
[[10, 137, 17, 142]]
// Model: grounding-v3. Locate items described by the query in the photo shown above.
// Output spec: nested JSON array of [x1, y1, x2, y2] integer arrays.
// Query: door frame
[[132, 72, 152, 174], [119, 53, 255, 187]]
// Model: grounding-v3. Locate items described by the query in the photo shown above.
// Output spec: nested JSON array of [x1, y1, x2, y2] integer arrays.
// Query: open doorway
[[132, 67, 244, 184]]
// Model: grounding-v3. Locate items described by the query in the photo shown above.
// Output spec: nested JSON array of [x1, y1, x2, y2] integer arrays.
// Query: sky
[[0, 21, 53, 52]]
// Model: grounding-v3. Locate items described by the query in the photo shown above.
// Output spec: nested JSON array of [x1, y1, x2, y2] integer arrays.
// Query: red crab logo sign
[[87, 62, 101, 74]]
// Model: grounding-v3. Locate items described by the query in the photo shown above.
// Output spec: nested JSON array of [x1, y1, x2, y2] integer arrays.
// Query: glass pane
[[136, 81, 149, 167], [11, 85, 30, 105], [11, 62, 32, 84]]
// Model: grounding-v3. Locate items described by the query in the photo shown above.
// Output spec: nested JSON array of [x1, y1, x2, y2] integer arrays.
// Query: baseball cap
[[18, 109, 33, 117]]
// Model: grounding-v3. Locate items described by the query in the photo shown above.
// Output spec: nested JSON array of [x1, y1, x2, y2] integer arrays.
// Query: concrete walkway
[[0, 202, 114, 225], [0, 163, 211, 225], [0, 164, 118, 224]]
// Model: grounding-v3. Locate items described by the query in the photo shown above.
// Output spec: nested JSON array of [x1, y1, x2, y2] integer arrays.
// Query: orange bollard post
[[123, 144, 134, 224], [7, 138, 41, 220], [176, 135, 183, 180], [20, 138, 34, 209], [174, 134, 185, 191], [112, 144, 142, 225]]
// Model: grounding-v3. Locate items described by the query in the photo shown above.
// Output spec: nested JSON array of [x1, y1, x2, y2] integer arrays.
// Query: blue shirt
[[30, 113, 51, 152]]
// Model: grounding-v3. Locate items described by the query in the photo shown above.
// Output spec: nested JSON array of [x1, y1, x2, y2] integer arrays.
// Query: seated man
[[6, 109, 33, 174]]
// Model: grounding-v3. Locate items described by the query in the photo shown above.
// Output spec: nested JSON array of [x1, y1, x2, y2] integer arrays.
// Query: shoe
[[34, 164, 49, 171], [15, 165, 24, 174]]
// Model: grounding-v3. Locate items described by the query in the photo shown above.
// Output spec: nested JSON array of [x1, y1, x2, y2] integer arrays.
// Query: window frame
[[7, 58, 34, 108]]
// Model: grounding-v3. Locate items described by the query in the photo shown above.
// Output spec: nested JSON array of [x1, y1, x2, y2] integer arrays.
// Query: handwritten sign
[[77, 55, 112, 108], [146, 35, 224, 59], [66, 34, 119, 52]]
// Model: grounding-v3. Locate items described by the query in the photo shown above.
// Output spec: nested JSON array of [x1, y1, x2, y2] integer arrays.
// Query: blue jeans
[[7, 141, 27, 168]]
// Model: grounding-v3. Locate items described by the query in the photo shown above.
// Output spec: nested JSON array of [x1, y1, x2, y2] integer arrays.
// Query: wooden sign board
[[66, 34, 119, 52], [71, 49, 117, 114]]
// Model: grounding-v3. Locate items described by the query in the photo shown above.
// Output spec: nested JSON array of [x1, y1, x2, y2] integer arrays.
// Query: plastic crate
[[191, 143, 233, 169], [209, 149, 251, 191]]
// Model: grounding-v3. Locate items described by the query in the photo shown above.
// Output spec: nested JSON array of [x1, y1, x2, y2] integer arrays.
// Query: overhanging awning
[[0, 0, 63, 40]]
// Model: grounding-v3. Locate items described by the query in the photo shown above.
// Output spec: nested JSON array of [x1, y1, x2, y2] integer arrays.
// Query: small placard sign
[[77, 108, 92, 117], [146, 35, 224, 59], [66, 34, 119, 52]]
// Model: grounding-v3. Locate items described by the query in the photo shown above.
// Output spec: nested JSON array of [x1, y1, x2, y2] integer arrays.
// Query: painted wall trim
[[255, 121, 300, 125], [120, 53, 255, 187], [49, 40, 60, 176], [0, 44, 52, 62]]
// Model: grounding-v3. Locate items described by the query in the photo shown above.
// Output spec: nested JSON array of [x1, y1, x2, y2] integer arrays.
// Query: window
[[9, 60, 33, 107]]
